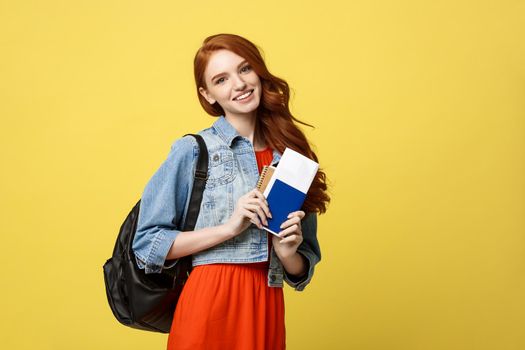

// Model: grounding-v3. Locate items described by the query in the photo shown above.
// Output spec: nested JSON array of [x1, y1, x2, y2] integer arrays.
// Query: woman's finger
[[244, 209, 262, 228], [252, 190, 272, 218], [252, 188, 265, 200], [278, 234, 302, 245], [278, 224, 300, 238], [288, 210, 306, 220], [247, 197, 271, 219], [279, 216, 301, 231], [244, 203, 268, 226]]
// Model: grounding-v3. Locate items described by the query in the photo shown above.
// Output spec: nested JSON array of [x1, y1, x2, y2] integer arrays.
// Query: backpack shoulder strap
[[178, 133, 208, 231]]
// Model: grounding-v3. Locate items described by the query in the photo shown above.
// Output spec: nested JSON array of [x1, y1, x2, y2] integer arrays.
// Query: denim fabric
[[132, 116, 321, 291]]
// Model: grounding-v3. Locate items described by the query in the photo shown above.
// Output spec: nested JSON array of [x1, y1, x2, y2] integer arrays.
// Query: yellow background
[[1, 1, 524, 349]]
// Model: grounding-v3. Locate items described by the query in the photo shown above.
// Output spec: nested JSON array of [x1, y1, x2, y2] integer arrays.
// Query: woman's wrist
[[278, 251, 307, 278], [219, 223, 238, 239]]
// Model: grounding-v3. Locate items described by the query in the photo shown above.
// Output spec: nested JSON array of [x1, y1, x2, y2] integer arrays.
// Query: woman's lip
[[233, 89, 254, 101]]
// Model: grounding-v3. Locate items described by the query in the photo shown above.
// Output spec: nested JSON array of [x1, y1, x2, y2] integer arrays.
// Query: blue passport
[[265, 179, 307, 234]]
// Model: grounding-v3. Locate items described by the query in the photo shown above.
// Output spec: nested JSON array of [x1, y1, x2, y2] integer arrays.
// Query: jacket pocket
[[205, 147, 236, 189]]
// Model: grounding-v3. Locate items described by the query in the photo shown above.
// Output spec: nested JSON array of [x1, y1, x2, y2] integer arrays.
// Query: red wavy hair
[[194, 33, 330, 214]]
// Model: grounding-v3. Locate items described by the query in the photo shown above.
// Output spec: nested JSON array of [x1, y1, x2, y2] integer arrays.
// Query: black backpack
[[103, 134, 208, 333]]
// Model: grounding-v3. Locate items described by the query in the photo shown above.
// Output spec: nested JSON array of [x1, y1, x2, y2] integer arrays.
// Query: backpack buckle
[[195, 169, 208, 180]]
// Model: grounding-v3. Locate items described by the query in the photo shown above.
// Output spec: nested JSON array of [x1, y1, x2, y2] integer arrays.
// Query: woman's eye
[[241, 65, 252, 73], [215, 77, 225, 85]]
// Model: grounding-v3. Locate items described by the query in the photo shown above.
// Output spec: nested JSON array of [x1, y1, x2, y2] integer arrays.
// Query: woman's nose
[[233, 75, 247, 90]]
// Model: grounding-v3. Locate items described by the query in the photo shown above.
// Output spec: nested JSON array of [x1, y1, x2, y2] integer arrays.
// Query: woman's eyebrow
[[211, 60, 249, 81]]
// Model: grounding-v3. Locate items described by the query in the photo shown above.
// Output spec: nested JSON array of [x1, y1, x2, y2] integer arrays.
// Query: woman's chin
[[228, 103, 260, 116]]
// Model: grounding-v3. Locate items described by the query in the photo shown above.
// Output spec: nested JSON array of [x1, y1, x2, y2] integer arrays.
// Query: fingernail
[[287, 213, 292, 218]]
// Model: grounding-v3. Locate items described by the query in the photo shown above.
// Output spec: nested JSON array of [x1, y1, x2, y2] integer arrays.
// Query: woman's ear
[[198, 87, 216, 105]]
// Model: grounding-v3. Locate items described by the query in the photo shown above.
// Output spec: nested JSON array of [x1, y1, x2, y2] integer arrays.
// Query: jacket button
[[213, 154, 219, 161]]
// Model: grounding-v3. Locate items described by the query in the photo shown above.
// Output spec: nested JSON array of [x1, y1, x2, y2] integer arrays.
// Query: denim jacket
[[132, 116, 321, 291]]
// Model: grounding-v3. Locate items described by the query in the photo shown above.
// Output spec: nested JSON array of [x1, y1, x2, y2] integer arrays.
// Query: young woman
[[132, 33, 330, 350]]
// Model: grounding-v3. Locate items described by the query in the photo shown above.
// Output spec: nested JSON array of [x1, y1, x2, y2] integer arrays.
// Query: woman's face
[[199, 49, 262, 119]]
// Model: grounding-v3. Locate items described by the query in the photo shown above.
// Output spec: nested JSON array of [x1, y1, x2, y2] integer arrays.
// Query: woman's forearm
[[166, 224, 235, 260]]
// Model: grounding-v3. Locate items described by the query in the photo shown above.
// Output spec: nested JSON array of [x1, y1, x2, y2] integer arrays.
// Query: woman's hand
[[224, 189, 272, 236], [272, 210, 306, 260]]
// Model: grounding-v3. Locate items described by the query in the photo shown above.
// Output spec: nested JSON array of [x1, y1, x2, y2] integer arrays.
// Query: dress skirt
[[166, 262, 285, 350]]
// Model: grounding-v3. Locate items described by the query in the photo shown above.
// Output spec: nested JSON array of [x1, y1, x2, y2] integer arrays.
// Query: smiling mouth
[[233, 89, 254, 101]]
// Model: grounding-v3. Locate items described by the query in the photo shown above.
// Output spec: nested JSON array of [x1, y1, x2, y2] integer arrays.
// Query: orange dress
[[167, 147, 285, 350]]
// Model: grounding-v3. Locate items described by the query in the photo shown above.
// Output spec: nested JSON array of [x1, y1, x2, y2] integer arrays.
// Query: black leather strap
[[178, 133, 208, 231]]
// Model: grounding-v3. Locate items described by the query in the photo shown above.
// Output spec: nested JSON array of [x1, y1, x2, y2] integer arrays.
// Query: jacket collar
[[212, 115, 242, 147], [211, 115, 282, 165]]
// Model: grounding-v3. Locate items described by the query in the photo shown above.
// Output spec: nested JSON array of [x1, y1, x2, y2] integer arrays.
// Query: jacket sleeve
[[132, 136, 197, 274], [283, 212, 321, 291]]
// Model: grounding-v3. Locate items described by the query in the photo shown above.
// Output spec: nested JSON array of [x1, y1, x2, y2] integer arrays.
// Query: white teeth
[[234, 90, 253, 101]]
